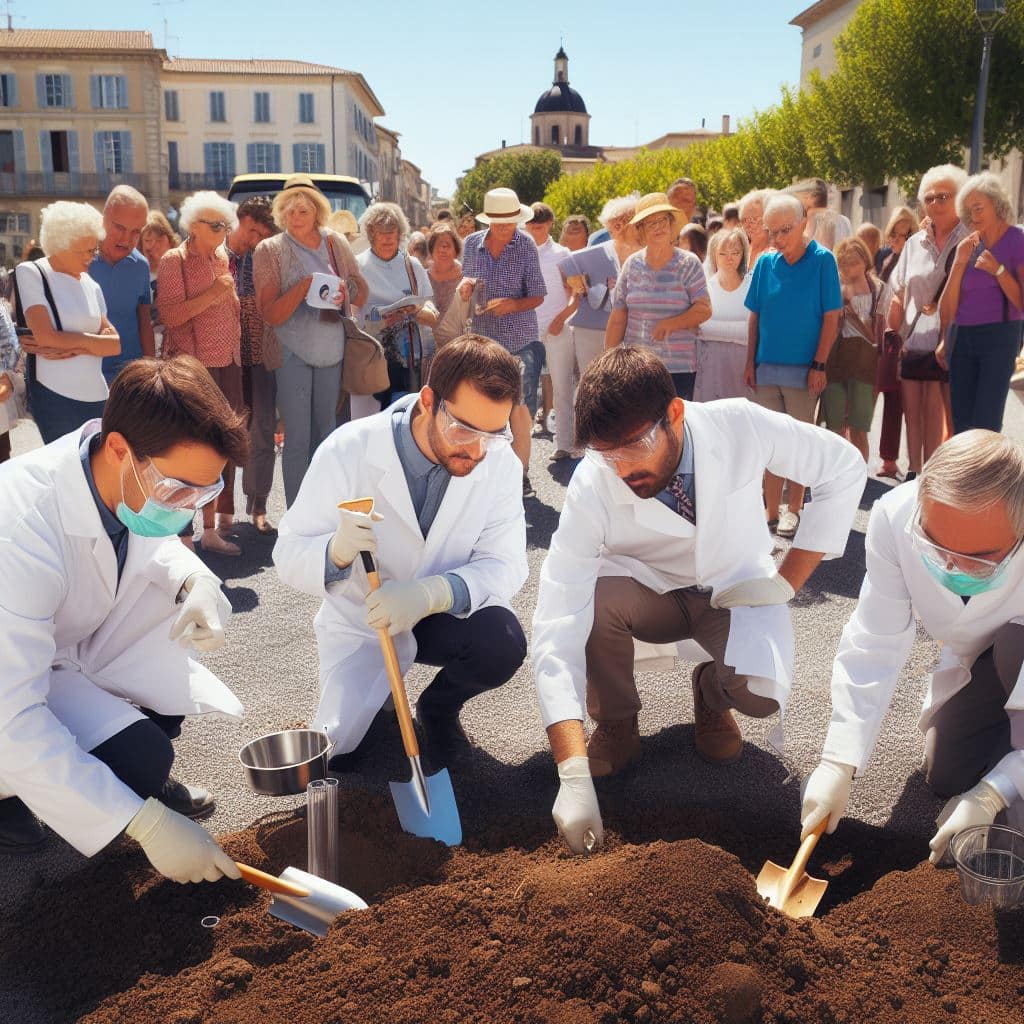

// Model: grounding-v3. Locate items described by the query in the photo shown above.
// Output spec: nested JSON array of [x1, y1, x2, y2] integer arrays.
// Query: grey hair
[[737, 188, 776, 221], [708, 226, 749, 276], [38, 200, 106, 256], [178, 190, 238, 235], [787, 178, 828, 208], [359, 202, 409, 243], [598, 195, 638, 227], [919, 430, 1024, 535], [957, 171, 1014, 226], [104, 184, 148, 212], [917, 164, 967, 203], [763, 193, 805, 223]]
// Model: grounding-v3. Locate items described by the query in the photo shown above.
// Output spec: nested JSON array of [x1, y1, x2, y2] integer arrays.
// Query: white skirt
[[694, 339, 747, 402]]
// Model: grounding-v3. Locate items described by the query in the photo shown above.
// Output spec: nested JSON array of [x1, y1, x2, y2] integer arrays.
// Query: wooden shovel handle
[[235, 862, 310, 897], [780, 819, 827, 902]]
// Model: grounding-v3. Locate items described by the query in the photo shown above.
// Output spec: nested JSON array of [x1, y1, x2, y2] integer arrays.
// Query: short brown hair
[[236, 195, 276, 232], [427, 222, 463, 258], [575, 347, 675, 448], [530, 202, 555, 225], [427, 335, 521, 406], [140, 210, 180, 248], [562, 214, 590, 234], [101, 356, 250, 465]]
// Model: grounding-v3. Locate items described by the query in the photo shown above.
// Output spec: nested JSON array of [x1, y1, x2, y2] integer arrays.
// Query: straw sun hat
[[475, 187, 534, 226], [630, 192, 687, 232]]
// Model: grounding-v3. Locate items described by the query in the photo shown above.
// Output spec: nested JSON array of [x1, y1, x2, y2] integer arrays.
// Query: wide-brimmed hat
[[630, 192, 687, 232], [274, 173, 331, 223], [476, 187, 534, 226]]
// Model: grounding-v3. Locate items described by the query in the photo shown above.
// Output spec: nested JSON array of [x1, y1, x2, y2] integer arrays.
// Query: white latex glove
[[126, 797, 240, 884], [929, 779, 1007, 865], [169, 573, 232, 653], [365, 575, 453, 636], [800, 758, 855, 840], [710, 573, 795, 610], [329, 508, 384, 569], [552, 756, 604, 855]]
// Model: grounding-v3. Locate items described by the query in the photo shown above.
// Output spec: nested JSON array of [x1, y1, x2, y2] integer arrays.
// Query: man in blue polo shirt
[[744, 192, 842, 539], [89, 185, 154, 384]]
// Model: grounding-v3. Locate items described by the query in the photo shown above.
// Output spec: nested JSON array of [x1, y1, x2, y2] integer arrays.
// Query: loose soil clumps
[[3, 791, 1022, 1024]]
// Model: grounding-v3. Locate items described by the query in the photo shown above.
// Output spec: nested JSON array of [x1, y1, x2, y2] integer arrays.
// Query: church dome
[[534, 82, 587, 115]]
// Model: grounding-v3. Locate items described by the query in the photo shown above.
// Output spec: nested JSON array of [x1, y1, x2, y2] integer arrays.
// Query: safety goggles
[[910, 508, 1022, 580], [131, 454, 224, 511], [437, 401, 512, 451], [584, 419, 665, 467]]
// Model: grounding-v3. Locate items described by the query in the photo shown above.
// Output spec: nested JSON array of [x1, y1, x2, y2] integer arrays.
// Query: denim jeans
[[27, 378, 105, 445], [949, 321, 1023, 433], [516, 340, 546, 418]]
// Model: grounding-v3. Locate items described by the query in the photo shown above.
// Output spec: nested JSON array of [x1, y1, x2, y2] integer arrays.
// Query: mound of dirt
[[3, 790, 1022, 1024]]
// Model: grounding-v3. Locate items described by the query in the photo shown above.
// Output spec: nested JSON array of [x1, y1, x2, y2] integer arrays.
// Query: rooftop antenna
[[3, 0, 24, 32], [152, 0, 183, 55]]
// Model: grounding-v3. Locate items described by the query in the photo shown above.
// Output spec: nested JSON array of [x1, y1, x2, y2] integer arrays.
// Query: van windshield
[[228, 181, 369, 220]]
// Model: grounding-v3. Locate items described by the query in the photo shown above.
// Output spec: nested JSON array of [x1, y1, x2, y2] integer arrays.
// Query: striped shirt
[[612, 248, 708, 373]]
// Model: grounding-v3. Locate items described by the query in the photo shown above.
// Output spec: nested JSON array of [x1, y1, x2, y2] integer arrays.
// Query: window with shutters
[[164, 90, 179, 121], [206, 142, 233, 184], [48, 131, 70, 173], [0, 131, 13, 174], [0, 212, 29, 233], [210, 91, 226, 122], [96, 75, 127, 109], [249, 142, 279, 173], [98, 131, 124, 174], [254, 91, 270, 123], [0, 74, 15, 107], [43, 74, 68, 107], [294, 143, 324, 174], [299, 92, 314, 123]]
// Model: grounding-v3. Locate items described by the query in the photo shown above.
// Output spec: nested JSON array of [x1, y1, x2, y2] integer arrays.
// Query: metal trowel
[[756, 819, 828, 918]]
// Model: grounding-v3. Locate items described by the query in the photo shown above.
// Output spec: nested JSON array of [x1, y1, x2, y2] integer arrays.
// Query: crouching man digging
[[533, 348, 866, 852], [802, 431, 1024, 864]]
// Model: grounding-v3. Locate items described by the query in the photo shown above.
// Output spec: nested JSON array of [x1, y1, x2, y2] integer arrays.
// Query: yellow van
[[227, 173, 370, 219]]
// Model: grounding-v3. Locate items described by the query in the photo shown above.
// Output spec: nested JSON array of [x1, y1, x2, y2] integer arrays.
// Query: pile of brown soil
[[4, 791, 1022, 1024]]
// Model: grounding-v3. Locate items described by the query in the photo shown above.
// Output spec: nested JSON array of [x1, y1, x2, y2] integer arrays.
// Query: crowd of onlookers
[[1, 162, 1022, 540]]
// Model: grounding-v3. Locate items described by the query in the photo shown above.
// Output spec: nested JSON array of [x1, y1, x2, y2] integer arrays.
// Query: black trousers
[[412, 606, 527, 715]]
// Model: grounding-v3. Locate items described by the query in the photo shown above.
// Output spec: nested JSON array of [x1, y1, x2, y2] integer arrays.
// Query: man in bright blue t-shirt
[[744, 192, 842, 539], [88, 185, 155, 383]]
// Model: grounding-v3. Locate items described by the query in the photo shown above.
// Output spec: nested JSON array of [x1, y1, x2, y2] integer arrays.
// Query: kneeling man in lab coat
[[274, 335, 528, 768], [533, 347, 866, 852], [802, 430, 1024, 863], [0, 356, 248, 883]]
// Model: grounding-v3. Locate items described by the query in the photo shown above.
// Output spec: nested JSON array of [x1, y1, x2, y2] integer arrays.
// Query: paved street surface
[[2, 388, 1023, 1022]]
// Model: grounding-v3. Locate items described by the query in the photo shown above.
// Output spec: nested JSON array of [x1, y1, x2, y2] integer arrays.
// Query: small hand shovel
[[756, 819, 828, 918]]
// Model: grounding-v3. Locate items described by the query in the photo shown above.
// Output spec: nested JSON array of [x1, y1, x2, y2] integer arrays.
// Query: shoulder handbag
[[339, 314, 388, 396], [828, 279, 881, 385], [899, 247, 957, 383]]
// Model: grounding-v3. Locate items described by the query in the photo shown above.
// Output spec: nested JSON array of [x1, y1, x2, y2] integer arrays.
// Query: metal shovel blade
[[268, 866, 369, 937], [756, 820, 828, 918], [390, 763, 463, 847]]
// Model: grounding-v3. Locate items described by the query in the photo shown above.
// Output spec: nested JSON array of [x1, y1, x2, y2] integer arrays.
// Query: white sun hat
[[475, 187, 534, 226]]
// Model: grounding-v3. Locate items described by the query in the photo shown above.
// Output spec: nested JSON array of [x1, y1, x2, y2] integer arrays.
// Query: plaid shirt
[[460, 229, 546, 354]]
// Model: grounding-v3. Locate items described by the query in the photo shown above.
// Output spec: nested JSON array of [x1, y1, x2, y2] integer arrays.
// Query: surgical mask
[[116, 451, 218, 538], [919, 554, 1012, 597]]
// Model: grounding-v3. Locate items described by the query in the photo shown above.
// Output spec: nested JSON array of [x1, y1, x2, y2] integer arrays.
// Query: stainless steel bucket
[[239, 729, 331, 796]]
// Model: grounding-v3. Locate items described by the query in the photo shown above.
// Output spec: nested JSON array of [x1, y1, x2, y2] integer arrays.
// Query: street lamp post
[[969, 0, 1008, 174]]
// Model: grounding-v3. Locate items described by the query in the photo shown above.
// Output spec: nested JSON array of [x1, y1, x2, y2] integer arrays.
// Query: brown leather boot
[[586, 715, 641, 777], [691, 663, 742, 765]]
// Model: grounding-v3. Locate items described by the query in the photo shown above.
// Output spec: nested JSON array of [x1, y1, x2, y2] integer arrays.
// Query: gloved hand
[[552, 756, 604, 854], [169, 574, 232, 653], [365, 575, 453, 636], [126, 797, 240, 884], [800, 758, 855, 840], [929, 779, 1007, 865], [710, 574, 795, 610], [329, 507, 384, 569]]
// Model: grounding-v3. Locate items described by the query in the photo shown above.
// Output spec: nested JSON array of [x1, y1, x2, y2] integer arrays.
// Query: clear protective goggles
[[584, 419, 665, 468], [437, 400, 512, 451], [130, 453, 224, 511], [910, 508, 1022, 580]]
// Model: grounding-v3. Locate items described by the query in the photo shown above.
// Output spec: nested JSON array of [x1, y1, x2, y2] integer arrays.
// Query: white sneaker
[[776, 509, 799, 539]]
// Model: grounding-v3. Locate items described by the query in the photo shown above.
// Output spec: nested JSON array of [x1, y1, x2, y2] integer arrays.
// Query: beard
[[621, 432, 683, 499], [427, 419, 485, 477]]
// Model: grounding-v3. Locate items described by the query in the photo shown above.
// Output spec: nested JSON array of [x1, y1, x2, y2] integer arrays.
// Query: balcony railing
[[168, 172, 234, 192], [0, 171, 158, 199]]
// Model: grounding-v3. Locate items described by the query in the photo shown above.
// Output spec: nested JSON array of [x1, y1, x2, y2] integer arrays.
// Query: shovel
[[235, 861, 369, 938], [756, 819, 828, 918]]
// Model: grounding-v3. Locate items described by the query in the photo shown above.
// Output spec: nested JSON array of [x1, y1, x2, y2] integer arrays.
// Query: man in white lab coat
[[802, 431, 1024, 863], [274, 335, 528, 768], [0, 356, 248, 884], [533, 347, 866, 853]]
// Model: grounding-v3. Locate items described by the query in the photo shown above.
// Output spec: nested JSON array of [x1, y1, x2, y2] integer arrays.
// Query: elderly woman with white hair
[[158, 189, 245, 554], [888, 163, 968, 480], [15, 200, 120, 444], [253, 174, 368, 507], [738, 188, 777, 266], [936, 172, 1024, 434], [355, 201, 437, 415]]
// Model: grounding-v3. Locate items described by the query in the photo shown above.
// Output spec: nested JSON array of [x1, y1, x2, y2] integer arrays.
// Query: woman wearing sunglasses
[[158, 191, 245, 556], [803, 429, 1024, 866]]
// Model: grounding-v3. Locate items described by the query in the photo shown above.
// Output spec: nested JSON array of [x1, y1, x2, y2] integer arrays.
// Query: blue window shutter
[[272, 144, 281, 173], [35, 73, 45, 107], [117, 75, 128, 108], [12, 129, 25, 171], [67, 130, 80, 172], [246, 143, 256, 173], [90, 75, 100, 108], [94, 131, 105, 176], [121, 131, 133, 173], [62, 74, 74, 109], [292, 142, 301, 172], [7, 73, 17, 107], [316, 143, 325, 174], [203, 141, 213, 174], [226, 143, 236, 178], [38, 130, 52, 173]]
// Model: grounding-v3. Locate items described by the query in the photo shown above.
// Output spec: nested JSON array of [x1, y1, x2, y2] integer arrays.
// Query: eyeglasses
[[585, 419, 665, 467], [196, 219, 228, 233], [717, 248, 743, 258], [923, 192, 952, 206], [641, 215, 672, 231], [910, 508, 1022, 580], [133, 454, 224, 511], [765, 223, 797, 240], [890, 230, 912, 241], [741, 216, 762, 226], [437, 400, 512, 450], [73, 245, 101, 259]]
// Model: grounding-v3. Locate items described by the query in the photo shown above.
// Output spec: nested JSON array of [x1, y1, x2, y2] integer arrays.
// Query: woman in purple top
[[938, 173, 1024, 433]]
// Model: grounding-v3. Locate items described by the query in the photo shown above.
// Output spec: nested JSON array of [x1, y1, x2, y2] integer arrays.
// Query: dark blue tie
[[666, 473, 696, 525]]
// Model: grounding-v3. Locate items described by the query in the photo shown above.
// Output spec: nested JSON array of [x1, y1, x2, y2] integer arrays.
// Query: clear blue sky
[[22, 0, 810, 196]]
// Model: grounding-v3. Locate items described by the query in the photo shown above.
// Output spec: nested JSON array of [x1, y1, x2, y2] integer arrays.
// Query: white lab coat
[[823, 481, 1024, 801], [0, 424, 242, 856], [532, 399, 867, 728], [273, 395, 528, 754]]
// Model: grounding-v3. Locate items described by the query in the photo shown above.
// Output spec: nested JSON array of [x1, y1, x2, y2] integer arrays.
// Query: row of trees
[[457, 0, 1024, 227]]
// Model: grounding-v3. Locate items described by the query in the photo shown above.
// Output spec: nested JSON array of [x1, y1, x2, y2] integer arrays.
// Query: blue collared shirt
[[655, 420, 696, 519], [88, 249, 151, 382], [459, 228, 546, 355], [324, 403, 470, 613], [80, 429, 130, 583]]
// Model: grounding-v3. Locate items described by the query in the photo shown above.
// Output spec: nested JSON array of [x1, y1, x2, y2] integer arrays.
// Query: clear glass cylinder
[[306, 777, 339, 883]]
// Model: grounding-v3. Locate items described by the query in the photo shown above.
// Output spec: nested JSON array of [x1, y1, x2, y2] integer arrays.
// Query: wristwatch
[[996, 263, 1007, 277], [811, 360, 827, 372]]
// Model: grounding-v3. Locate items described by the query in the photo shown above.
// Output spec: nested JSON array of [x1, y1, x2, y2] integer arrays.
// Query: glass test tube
[[306, 777, 339, 883]]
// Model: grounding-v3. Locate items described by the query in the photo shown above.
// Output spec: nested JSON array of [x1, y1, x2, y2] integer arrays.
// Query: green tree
[[454, 149, 563, 215]]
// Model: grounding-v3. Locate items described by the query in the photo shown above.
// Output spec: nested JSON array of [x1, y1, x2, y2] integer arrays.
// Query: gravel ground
[[2, 388, 1023, 1022]]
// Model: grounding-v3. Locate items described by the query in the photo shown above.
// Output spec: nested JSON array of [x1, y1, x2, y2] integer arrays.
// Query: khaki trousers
[[585, 576, 779, 722]]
